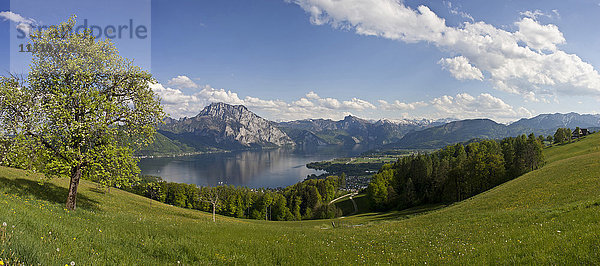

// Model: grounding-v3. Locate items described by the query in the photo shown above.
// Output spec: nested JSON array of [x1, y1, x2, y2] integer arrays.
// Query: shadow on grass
[[350, 204, 447, 222], [0, 177, 100, 211]]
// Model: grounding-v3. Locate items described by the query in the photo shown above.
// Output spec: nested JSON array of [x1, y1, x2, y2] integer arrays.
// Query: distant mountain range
[[509, 112, 600, 132], [137, 103, 600, 155], [391, 113, 600, 149], [277, 115, 448, 147]]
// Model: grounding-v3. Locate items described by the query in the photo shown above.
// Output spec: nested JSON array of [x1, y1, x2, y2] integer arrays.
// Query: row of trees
[[542, 127, 593, 145], [367, 134, 545, 210], [126, 176, 343, 221], [553, 128, 572, 144]]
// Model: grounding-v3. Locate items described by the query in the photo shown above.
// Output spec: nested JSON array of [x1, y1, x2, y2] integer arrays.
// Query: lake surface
[[138, 146, 368, 188]]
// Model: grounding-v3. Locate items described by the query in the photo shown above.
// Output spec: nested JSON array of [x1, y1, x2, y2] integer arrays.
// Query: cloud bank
[[167, 75, 199, 89], [431, 93, 532, 120], [289, 0, 600, 98], [151, 75, 531, 123]]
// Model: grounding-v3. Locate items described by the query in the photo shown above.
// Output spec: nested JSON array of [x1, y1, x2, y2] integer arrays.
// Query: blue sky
[[2, 0, 600, 122]]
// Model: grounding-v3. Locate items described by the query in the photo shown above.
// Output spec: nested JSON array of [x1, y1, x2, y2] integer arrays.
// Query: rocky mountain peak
[[197, 102, 250, 121], [160, 102, 295, 149]]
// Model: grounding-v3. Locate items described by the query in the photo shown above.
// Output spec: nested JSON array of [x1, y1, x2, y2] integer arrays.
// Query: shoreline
[[134, 144, 314, 159], [134, 150, 230, 159]]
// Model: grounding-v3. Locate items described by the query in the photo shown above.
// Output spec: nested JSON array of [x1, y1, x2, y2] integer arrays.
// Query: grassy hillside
[[1, 134, 599, 264]]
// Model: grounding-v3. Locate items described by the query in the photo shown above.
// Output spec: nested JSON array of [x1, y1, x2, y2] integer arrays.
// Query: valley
[[1, 132, 598, 264]]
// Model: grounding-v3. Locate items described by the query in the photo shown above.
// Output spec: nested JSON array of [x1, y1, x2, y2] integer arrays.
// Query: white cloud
[[0, 11, 36, 36], [0, 11, 35, 24], [431, 92, 532, 121], [317, 96, 342, 109], [438, 56, 484, 80], [167, 75, 199, 89], [342, 98, 376, 110], [515, 17, 565, 52], [445, 1, 474, 22], [306, 91, 320, 100], [151, 79, 377, 120], [523, 92, 539, 103], [519, 9, 560, 20], [378, 99, 428, 110], [152, 78, 535, 122], [149, 82, 243, 118], [244, 96, 288, 110], [520, 10, 550, 20], [290, 0, 600, 98], [292, 97, 315, 108]]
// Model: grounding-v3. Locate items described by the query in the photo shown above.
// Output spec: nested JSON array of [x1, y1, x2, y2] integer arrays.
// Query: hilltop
[[390, 115, 600, 149], [1, 133, 599, 263]]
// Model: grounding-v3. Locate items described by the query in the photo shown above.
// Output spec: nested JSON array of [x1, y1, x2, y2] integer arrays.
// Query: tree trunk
[[66, 165, 82, 211], [212, 203, 216, 222]]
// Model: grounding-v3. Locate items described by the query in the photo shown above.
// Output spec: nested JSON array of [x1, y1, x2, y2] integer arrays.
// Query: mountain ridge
[[147, 102, 600, 153], [158, 102, 294, 150], [391, 115, 600, 149]]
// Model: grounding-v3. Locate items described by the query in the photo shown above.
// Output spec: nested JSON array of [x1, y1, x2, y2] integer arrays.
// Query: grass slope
[[1, 134, 599, 264]]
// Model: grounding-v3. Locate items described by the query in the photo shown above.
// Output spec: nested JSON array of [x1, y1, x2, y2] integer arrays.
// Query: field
[[1, 133, 599, 264]]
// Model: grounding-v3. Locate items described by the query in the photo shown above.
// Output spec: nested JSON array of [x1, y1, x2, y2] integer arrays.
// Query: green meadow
[[1, 133, 599, 264]]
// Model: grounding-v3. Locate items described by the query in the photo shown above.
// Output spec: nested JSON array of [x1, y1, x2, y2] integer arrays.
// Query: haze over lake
[[138, 146, 368, 188]]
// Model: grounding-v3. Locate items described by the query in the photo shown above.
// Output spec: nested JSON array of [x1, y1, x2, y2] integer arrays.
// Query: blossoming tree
[[0, 17, 164, 210]]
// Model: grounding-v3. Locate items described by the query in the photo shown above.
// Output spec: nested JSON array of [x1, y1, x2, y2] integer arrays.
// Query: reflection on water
[[138, 145, 367, 188]]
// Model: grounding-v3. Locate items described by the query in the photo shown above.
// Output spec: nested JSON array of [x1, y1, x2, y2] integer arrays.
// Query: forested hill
[[368, 133, 545, 210], [389, 113, 600, 149], [134, 132, 197, 156], [510, 112, 600, 130], [389, 119, 510, 149]]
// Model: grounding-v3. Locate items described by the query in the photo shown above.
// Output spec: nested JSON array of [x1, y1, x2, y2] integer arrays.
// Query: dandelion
[[0, 260, 4, 266]]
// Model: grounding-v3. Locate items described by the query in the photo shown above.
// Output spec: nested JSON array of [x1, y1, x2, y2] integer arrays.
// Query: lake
[[138, 145, 368, 188]]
